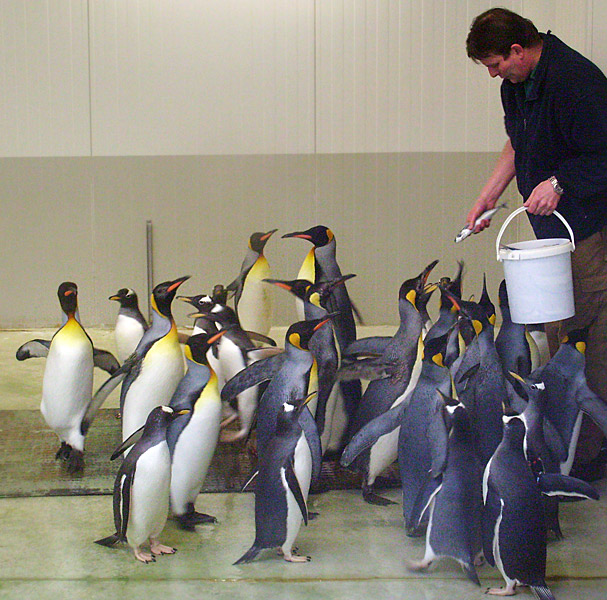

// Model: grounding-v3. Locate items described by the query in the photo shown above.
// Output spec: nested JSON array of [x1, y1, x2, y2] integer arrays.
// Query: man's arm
[[466, 139, 516, 231]]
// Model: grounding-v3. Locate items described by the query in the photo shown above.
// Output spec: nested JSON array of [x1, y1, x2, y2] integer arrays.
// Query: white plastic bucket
[[496, 206, 575, 324]]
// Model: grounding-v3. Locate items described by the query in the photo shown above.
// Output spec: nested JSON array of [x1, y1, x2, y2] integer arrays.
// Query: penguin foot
[[220, 429, 248, 443], [177, 511, 217, 530], [283, 552, 311, 563], [65, 449, 84, 474], [55, 442, 70, 461], [134, 548, 155, 563], [485, 584, 516, 596], [150, 541, 176, 556], [407, 558, 432, 572], [362, 485, 396, 506], [220, 414, 239, 430]]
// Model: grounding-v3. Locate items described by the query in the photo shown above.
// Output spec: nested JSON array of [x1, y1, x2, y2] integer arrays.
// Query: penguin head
[[185, 329, 227, 364], [282, 225, 334, 247], [177, 293, 215, 313], [508, 371, 545, 404], [497, 279, 509, 309], [151, 275, 190, 318], [109, 287, 139, 309], [437, 389, 471, 433], [58, 281, 79, 316], [145, 405, 188, 431], [277, 392, 316, 434], [452, 295, 488, 338], [306, 274, 356, 309], [212, 284, 228, 305], [399, 259, 439, 309], [286, 316, 332, 350], [422, 331, 449, 367], [249, 229, 277, 253], [264, 278, 312, 302], [502, 411, 527, 446], [479, 274, 496, 326], [561, 326, 590, 355]]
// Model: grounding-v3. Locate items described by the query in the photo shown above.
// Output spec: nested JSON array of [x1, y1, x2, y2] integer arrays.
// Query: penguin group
[[15, 226, 607, 597]]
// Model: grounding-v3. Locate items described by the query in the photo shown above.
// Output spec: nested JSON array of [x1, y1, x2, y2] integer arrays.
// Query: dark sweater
[[502, 32, 607, 241]]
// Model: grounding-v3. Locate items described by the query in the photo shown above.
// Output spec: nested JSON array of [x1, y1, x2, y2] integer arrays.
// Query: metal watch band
[[549, 175, 564, 195]]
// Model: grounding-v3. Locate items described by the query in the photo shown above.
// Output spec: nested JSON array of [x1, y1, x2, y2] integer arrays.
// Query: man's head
[[466, 8, 542, 83]]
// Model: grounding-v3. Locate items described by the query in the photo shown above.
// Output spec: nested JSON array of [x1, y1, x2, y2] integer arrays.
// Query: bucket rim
[[498, 238, 574, 261]]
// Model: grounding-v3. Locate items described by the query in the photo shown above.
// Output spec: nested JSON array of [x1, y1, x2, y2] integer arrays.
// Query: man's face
[[479, 47, 529, 83]]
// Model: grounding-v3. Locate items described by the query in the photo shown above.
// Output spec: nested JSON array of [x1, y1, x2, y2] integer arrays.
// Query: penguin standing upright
[[95, 405, 186, 563], [483, 412, 599, 597], [38, 282, 94, 473], [167, 331, 226, 530], [109, 288, 148, 364], [227, 229, 277, 337], [85, 276, 189, 442], [234, 393, 315, 564]]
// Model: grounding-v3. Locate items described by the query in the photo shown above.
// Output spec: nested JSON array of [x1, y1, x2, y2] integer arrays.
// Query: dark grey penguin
[[95, 405, 187, 563], [342, 261, 438, 505], [109, 287, 149, 364], [483, 412, 599, 597], [234, 393, 316, 564], [407, 394, 483, 586]]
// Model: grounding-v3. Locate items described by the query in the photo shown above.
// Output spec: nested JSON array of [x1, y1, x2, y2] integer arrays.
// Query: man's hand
[[524, 179, 561, 216], [466, 199, 495, 233]]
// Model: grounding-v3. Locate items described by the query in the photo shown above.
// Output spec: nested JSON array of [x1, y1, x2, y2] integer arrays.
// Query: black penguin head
[[422, 331, 449, 367], [109, 287, 139, 309], [479, 274, 496, 326], [185, 329, 226, 364], [212, 284, 228, 305], [399, 260, 438, 309], [502, 412, 527, 446], [249, 229, 277, 253], [58, 281, 79, 316], [508, 371, 545, 404], [306, 274, 356, 309], [151, 276, 190, 318], [498, 279, 509, 308], [286, 317, 331, 350], [456, 297, 489, 338], [177, 293, 215, 313], [561, 326, 590, 355], [144, 405, 187, 432], [276, 392, 316, 434], [264, 278, 312, 302], [282, 225, 334, 247]]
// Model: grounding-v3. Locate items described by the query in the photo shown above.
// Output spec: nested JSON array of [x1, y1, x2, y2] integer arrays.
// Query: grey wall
[[0, 0, 600, 328]]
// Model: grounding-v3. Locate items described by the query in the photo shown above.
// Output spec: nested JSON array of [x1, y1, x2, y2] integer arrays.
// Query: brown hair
[[466, 7, 541, 61]]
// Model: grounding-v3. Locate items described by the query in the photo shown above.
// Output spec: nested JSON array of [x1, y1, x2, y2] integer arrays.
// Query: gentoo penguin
[[234, 392, 316, 564], [38, 282, 94, 473], [85, 276, 189, 441], [109, 288, 148, 364], [341, 261, 438, 504], [167, 331, 226, 530], [483, 412, 599, 597], [282, 225, 361, 441], [341, 331, 453, 534], [95, 405, 187, 563], [227, 229, 277, 337], [408, 395, 483, 585]]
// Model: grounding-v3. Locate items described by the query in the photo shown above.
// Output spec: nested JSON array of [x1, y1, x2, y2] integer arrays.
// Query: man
[[465, 7, 607, 478]]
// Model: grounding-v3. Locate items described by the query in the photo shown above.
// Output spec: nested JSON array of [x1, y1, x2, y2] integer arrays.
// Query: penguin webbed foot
[[65, 449, 85, 474], [282, 548, 311, 563], [134, 547, 156, 563], [362, 484, 396, 506], [150, 540, 177, 556], [177, 510, 217, 530], [55, 442, 70, 461], [485, 583, 517, 596], [406, 558, 433, 572]]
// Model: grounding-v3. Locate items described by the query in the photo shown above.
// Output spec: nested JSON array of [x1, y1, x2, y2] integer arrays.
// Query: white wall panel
[[0, 0, 90, 157], [89, 0, 315, 156]]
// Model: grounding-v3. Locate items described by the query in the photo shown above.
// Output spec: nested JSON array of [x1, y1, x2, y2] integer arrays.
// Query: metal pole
[[146, 220, 154, 323]]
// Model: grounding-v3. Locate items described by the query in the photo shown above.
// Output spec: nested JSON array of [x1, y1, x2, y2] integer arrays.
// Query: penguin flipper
[[579, 386, 607, 437], [15, 339, 51, 360], [537, 472, 600, 500], [427, 403, 449, 476], [340, 402, 406, 467], [81, 369, 128, 435], [337, 356, 396, 382], [221, 354, 284, 403], [481, 484, 500, 568], [245, 331, 277, 347], [233, 544, 262, 565], [531, 584, 557, 600], [93, 348, 120, 374], [94, 533, 121, 547], [110, 425, 146, 460], [343, 336, 391, 357], [409, 475, 442, 530], [285, 461, 308, 525], [299, 407, 322, 482]]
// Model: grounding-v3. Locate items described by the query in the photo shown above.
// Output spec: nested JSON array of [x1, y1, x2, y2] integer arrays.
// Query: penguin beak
[[263, 279, 293, 292], [207, 329, 228, 345], [261, 228, 278, 241], [299, 391, 317, 411], [420, 259, 439, 286], [313, 313, 338, 331], [177, 295, 198, 308], [167, 276, 191, 294], [108, 295, 120, 301], [282, 230, 312, 240]]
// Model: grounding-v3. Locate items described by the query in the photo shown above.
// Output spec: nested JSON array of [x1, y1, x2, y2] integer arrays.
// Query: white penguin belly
[[126, 442, 171, 548], [122, 340, 184, 440], [41, 334, 93, 450], [115, 314, 145, 364], [170, 404, 222, 513]]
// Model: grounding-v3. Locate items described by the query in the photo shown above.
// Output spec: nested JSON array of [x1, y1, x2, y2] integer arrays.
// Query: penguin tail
[[531, 585, 556, 600], [94, 533, 122, 548], [460, 562, 480, 587], [233, 544, 262, 565]]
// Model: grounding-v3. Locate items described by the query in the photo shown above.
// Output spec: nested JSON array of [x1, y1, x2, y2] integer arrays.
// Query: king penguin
[[95, 405, 187, 563], [227, 229, 277, 337], [234, 392, 316, 564], [109, 288, 148, 364], [482, 412, 599, 597], [85, 276, 189, 442], [39, 282, 94, 473], [167, 330, 225, 530]]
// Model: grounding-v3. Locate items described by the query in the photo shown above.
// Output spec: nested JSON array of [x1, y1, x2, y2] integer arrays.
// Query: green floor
[[1, 329, 607, 600]]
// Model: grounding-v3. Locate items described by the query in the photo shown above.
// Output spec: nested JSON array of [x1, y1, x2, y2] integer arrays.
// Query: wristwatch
[[549, 175, 564, 195]]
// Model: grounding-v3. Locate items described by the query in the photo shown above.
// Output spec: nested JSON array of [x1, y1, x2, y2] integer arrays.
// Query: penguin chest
[[239, 257, 272, 335], [127, 442, 171, 547], [114, 314, 145, 363], [281, 433, 311, 546], [123, 335, 184, 437], [41, 324, 93, 430], [170, 397, 222, 507]]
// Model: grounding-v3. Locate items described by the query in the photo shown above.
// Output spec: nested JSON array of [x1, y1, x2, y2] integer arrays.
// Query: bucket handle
[[495, 206, 575, 260]]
